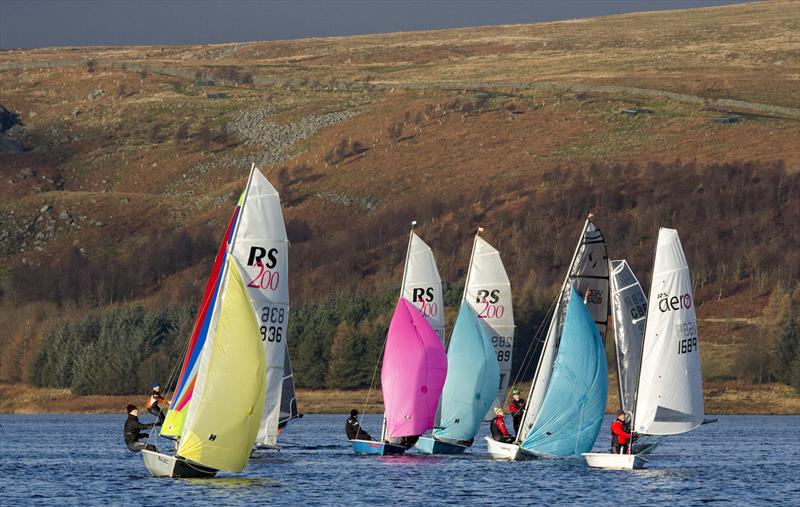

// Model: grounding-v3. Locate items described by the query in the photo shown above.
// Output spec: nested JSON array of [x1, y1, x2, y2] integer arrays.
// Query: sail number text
[[676, 321, 697, 354], [247, 262, 280, 291], [479, 302, 506, 319], [260, 306, 285, 342], [492, 335, 513, 362]]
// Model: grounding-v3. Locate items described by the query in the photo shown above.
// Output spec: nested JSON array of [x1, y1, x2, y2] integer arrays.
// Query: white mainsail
[[634, 228, 704, 435], [462, 234, 514, 413], [610, 260, 647, 415], [519, 220, 608, 441], [400, 230, 445, 343], [230, 166, 291, 447]]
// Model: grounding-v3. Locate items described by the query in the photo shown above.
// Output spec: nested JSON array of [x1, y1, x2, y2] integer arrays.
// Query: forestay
[[610, 260, 647, 415], [521, 220, 608, 440], [634, 228, 704, 435], [382, 298, 448, 439], [434, 304, 500, 443], [177, 256, 267, 472], [400, 232, 445, 343], [521, 288, 608, 457], [462, 235, 514, 412], [229, 168, 291, 447]]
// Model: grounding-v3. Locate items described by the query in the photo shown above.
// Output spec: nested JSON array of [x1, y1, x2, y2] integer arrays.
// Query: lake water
[[0, 414, 797, 505]]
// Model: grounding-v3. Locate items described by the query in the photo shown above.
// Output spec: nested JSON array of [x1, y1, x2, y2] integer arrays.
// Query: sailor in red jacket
[[611, 410, 635, 454], [490, 408, 514, 443]]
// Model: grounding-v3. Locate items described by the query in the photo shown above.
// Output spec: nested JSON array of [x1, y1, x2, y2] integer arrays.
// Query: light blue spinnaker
[[433, 304, 501, 443], [522, 288, 608, 457]]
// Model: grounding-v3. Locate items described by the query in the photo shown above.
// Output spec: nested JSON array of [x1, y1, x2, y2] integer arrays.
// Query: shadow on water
[[182, 477, 282, 489]]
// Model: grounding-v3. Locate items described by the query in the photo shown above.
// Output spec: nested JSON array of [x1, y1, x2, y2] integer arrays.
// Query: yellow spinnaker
[[177, 256, 266, 472]]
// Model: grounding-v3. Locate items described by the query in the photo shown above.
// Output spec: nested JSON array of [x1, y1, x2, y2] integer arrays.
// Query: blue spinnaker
[[434, 304, 501, 443], [522, 288, 608, 456]]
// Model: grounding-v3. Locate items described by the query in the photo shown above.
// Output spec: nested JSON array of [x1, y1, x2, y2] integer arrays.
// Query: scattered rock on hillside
[[88, 89, 105, 101], [228, 107, 355, 166], [0, 105, 22, 132], [6, 124, 28, 139], [0, 135, 23, 153]]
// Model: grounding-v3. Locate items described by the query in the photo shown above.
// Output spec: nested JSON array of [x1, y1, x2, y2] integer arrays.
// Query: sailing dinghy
[[486, 218, 609, 460], [351, 228, 448, 455], [143, 166, 293, 476], [584, 228, 705, 470], [142, 254, 266, 477], [416, 231, 509, 454]]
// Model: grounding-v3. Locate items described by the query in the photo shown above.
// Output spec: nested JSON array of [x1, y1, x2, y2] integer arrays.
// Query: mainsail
[[433, 304, 500, 443], [521, 288, 608, 457], [382, 298, 448, 439], [400, 231, 445, 343], [610, 260, 647, 415], [519, 220, 608, 440], [229, 168, 290, 447], [177, 256, 267, 472], [461, 234, 514, 412], [633, 228, 704, 435]]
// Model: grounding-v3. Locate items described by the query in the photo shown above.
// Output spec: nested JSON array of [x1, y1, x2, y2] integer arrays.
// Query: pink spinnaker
[[381, 298, 448, 439]]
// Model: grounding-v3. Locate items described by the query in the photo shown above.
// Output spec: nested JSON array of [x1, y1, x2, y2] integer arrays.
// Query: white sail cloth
[[634, 228, 704, 435]]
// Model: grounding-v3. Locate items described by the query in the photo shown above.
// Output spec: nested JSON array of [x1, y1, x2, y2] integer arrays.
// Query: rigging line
[[144, 327, 188, 448], [503, 290, 559, 412], [360, 331, 387, 439]]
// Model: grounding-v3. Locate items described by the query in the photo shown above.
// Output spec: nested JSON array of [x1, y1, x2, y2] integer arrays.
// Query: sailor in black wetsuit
[[345, 409, 373, 441], [124, 404, 159, 452]]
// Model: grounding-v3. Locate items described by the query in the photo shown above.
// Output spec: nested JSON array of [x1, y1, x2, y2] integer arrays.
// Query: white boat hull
[[484, 437, 537, 460], [141, 450, 217, 478], [583, 452, 647, 470]]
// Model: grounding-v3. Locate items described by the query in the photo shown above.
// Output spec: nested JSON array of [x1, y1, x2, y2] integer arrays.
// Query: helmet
[[511, 387, 520, 395], [152, 383, 160, 389]]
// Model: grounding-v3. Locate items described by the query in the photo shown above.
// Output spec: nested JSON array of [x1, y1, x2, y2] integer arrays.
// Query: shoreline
[[1, 382, 798, 415]]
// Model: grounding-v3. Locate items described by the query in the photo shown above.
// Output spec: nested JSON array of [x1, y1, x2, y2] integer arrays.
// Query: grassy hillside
[[0, 1, 798, 411]]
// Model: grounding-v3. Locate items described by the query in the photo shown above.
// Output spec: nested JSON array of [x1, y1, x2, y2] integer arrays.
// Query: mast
[[515, 218, 589, 444], [399, 220, 417, 297], [630, 230, 660, 434]]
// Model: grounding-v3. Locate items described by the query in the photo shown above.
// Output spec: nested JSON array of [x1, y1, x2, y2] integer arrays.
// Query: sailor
[[345, 409, 373, 441], [508, 387, 526, 435], [611, 410, 635, 454], [145, 383, 169, 425], [124, 404, 159, 453], [490, 408, 514, 443]]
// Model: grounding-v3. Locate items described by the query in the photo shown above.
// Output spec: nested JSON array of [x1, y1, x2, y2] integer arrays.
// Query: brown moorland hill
[[0, 1, 798, 411]]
